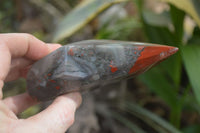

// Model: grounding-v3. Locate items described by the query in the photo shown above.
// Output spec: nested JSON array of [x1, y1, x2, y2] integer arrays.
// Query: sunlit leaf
[[181, 45, 200, 104], [53, 0, 128, 42], [159, 0, 200, 28]]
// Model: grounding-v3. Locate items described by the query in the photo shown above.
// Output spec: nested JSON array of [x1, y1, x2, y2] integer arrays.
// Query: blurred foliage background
[[1, 0, 200, 132]]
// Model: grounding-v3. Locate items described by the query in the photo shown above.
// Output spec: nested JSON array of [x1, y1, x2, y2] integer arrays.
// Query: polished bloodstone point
[[27, 40, 178, 101]]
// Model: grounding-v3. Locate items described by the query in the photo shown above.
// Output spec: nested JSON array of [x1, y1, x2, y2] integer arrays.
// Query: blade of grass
[[170, 4, 185, 43], [111, 111, 147, 133], [139, 67, 182, 127], [139, 67, 178, 108], [125, 102, 182, 133], [181, 45, 200, 105]]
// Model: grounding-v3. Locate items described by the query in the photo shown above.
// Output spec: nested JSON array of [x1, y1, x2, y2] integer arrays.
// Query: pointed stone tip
[[129, 45, 179, 75], [172, 47, 179, 54], [159, 46, 179, 60], [169, 46, 179, 53], [175, 47, 179, 51]]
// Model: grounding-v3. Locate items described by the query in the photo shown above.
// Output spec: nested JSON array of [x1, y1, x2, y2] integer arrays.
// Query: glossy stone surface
[[27, 40, 178, 101]]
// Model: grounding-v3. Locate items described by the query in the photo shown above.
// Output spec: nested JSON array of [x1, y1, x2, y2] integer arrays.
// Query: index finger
[[0, 33, 61, 80], [0, 33, 61, 98], [0, 33, 54, 60]]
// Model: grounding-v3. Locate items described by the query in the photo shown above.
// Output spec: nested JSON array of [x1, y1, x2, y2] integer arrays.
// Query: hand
[[0, 33, 82, 133]]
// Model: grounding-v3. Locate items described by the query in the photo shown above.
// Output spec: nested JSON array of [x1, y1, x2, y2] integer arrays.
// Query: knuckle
[[22, 33, 36, 42], [22, 33, 33, 38]]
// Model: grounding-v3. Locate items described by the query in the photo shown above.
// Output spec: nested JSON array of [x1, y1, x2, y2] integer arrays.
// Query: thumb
[[26, 92, 82, 133]]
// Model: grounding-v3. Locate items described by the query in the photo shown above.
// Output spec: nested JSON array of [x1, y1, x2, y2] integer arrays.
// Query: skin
[[0, 33, 82, 133]]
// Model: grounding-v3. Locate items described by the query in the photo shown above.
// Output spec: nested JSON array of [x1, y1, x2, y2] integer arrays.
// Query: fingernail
[[46, 43, 62, 53]]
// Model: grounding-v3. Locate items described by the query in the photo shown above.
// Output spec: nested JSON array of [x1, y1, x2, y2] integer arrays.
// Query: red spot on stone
[[49, 79, 56, 83], [134, 51, 137, 54], [48, 73, 52, 76], [109, 65, 118, 73], [55, 86, 60, 90], [37, 87, 40, 90], [68, 48, 74, 56], [81, 53, 84, 56]]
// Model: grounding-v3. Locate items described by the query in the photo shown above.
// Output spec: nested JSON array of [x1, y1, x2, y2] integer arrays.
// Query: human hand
[[0, 33, 82, 133]]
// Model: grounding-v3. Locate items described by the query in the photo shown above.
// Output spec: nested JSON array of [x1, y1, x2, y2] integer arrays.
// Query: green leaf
[[181, 45, 200, 104], [182, 124, 200, 133], [188, 26, 200, 44], [141, 9, 183, 127], [160, 52, 182, 88], [158, 0, 200, 28], [19, 105, 40, 119], [125, 103, 182, 133], [139, 67, 178, 108], [142, 10, 175, 44], [163, 5, 184, 87], [170, 4, 185, 43], [139, 67, 182, 127], [53, 0, 128, 42], [111, 112, 147, 133]]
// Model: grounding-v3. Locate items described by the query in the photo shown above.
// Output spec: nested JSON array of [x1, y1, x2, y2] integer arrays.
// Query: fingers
[[0, 33, 61, 60], [0, 33, 61, 82], [3, 92, 38, 114], [46, 43, 62, 53], [0, 43, 11, 81], [27, 93, 82, 133], [5, 43, 61, 82], [0, 43, 11, 99]]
